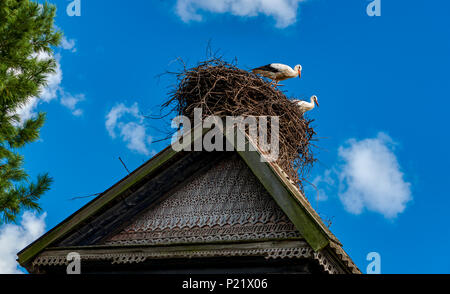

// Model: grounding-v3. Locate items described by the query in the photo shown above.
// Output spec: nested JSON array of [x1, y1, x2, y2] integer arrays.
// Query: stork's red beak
[[298, 70, 301, 79]]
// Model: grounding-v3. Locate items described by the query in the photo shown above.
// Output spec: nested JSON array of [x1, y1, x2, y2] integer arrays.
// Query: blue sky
[[1, 0, 449, 274]]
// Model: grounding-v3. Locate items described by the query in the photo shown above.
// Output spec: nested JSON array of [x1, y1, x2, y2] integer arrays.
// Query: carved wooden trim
[[104, 156, 301, 246], [32, 244, 343, 274]]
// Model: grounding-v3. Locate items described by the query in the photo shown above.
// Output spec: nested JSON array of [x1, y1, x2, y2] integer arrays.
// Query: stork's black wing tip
[[252, 64, 279, 73]]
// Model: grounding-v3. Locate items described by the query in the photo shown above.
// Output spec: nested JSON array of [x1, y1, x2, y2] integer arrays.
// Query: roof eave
[[18, 122, 358, 273]]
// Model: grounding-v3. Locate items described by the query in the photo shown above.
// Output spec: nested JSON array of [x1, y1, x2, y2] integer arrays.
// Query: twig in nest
[[157, 57, 317, 192]]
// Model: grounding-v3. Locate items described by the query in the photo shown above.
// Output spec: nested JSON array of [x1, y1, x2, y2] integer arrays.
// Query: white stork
[[252, 63, 302, 85], [292, 95, 319, 113]]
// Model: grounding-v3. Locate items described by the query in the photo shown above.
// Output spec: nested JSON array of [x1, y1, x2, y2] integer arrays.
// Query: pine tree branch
[[0, 0, 58, 223]]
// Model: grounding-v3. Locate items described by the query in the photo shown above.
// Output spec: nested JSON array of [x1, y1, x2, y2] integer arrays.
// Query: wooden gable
[[103, 154, 300, 247], [17, 125, 360, 274]]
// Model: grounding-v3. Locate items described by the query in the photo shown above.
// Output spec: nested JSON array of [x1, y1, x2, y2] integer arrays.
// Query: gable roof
[[17, 123, 360, 273], [102, 153, 301, 246]]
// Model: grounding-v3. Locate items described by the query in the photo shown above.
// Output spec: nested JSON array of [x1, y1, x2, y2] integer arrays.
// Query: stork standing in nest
[[252, 63, 302, 85], [292, 95, 319, 114]]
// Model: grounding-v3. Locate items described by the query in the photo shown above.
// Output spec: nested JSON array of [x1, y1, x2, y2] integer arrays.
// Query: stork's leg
[[277, 80, 283, 87], [274, 80, 284, 88]]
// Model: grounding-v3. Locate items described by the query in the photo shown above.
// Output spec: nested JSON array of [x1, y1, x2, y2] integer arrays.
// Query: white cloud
[[337, 133, 412, 219], [175, 0, 306, 28], [308, 169, 335, 202], [15, 41, 84, 123], [61, 36, 77, 53], [0, 212, 47, 274], [38, 53, 62, 103], [106, 103, 153, 156], [15, 52, 62, 123], [61, 92, 85, 116], [15, 97, 39, 123], [106, 102, 140, 138], [120, 122, 153, 156]]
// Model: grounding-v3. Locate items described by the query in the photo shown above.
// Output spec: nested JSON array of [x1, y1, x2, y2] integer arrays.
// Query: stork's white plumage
[[252, 63, 302, 84], [292, 95, 319, 113]]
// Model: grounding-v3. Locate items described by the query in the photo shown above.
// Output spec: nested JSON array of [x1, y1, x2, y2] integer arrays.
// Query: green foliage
[[0, 0, 60, 223]]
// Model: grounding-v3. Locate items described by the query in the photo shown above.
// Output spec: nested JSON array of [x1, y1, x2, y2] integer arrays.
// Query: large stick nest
[[162, 58, 316, 190]]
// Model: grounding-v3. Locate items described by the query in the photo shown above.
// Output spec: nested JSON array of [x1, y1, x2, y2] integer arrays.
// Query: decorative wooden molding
[[18, 122, 360, 274], [32, 240, 344, 274]]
